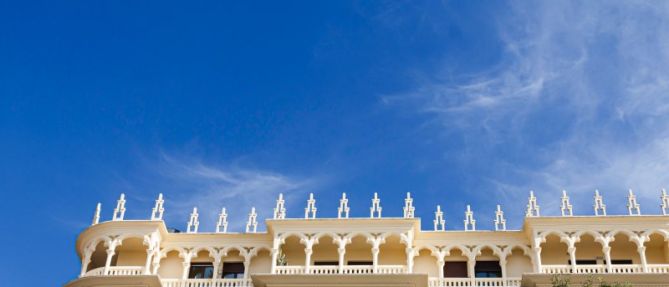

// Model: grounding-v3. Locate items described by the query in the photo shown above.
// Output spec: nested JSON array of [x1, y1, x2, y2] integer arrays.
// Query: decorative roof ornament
[[246, 207, 258, 233], [338, 193, 350, 219], [92, 203, 101, 225], [594, 190, 607, 216], [112, 193, 126, 221], [305, 193, 317, 219], [370, 192, 382, 218], [187, 207, 199, 233], [403, 192, 415, 218], [434, 205, 445, 231], [150, 193, 165, 220], [494, 205, 506, 231], [662, 189, 669, 216], [627, 189, 641, 216], [464, 205, 476, 231], [216, 207, 228, 233], [525, 191, 540, 217], [273, 193, 286, 219], [560, 190, 573, 216]]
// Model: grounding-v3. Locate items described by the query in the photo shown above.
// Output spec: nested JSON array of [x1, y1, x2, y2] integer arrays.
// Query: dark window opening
[[189, 263, 214, 279], [221, 262, 245, 279], [347, 261, 373, 266], [314, 261, 338, 266], [611, 259, 633, 265], [569, 259, 598, 265], [475, 261, 501, 278], [444, 261, 468, 278]]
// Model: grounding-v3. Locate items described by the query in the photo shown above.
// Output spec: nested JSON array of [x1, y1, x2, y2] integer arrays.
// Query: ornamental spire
[[246, 207, 258, 233], [274, 193, 286, 219], [305, 193, 317, 219], [464, 205, 476, 231], [403, 192, 415, 218], [216, 207, 228, 233], [151, 193, 165, 220], [187, 207, 199, 233], [494, 205, 506, 231], [525, 191, 540, 217], [434, 205, 445, 231], [560, 190, 573, 216], [662, 189, 669, 215], [338, 193, 350, 219], [594, 190, 607, 216], [112, 193, 126, 221], [370, 192, 382, 218], [627, 189, 641, 215], [92, 203, 101, 225]]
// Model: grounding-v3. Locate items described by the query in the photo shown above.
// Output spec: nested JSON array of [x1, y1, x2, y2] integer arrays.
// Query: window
[[444, 261, 468, 278], [347, 261, 373, 266], [611, 259, 633, 265], [314, 261, 338, 266], [188, 263, 214, 279], [569, 259, 598, 265], [474, 261, 501, 278], [221, 262, 245, 279]]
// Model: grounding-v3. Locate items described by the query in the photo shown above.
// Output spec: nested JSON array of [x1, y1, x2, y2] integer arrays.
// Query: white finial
[[112, 193, 126, 221], [274, 193, 286, 219], [494, 205, 506, 231], [662, 189, 669, 215], [433, 205, 445, 231], [403, 192, 415, 218], [627, 189, 641, 216], [370, 192, 382, 218], [561, 190, 573, 216], [338, 193, 350, 219], [92, 203, 101, 225], [525, 191, 540, 217], [305, 193, 317, 219], [216, 207, 228, 233], [151, 193, 165, 220], [246, 207, 258, 233], [187, 207, 199, 233], [464, 205, 476, 231], [594, 190, 607, 216]]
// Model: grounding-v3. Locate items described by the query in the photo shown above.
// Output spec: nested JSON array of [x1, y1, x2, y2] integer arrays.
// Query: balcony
[[161, 278, 252, 287], [427, 277, 522, 287], [84, 266, 145, 277], [541, 264, 669, 274], [274, 264, 407, 275]]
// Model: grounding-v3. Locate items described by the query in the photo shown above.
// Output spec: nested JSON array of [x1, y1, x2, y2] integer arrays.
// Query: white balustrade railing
[[574, 264, 607, 274], [647, 264, 669, 273], [506, 278, 521, 287], [309, 265, 339, 275], [275, 266, 305, 275], [376, 265, 407, 274], [428, 278, 471, 287], [83, 266, 143, 277], [161, 278, 252, 287], [428, 278, 522, 287], [541, 265, 571, 274], [474, 278, 505, 287], [341, 265, 374, 274], [610, 264, 643, 273]]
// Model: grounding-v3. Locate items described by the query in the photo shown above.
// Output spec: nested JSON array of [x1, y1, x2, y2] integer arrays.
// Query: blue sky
[[2, 1, 669, 285]]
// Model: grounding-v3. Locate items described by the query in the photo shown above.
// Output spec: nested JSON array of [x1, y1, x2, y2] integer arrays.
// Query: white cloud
[[387, 1, 669, 215]]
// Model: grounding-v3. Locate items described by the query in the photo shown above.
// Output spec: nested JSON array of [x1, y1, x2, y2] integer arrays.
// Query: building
[[66, 190, 669, 287]]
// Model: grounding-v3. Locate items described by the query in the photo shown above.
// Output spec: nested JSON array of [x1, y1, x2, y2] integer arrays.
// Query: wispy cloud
[[384, 1, 669, 215], [139, 153, 319, 232]]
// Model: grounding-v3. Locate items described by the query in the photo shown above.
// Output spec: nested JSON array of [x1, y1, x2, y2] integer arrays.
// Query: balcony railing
[[83, 266, 144, 277], [428, 278, 521, 287], [647, 264, 669, 273], [274, 264, 406, 275], [161, 278, 252, 287]]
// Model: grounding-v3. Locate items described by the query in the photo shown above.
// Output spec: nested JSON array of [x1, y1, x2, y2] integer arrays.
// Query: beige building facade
[[66, 191, 669, 287]]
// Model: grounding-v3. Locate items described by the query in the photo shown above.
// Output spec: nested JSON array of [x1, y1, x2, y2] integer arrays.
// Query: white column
[[181, 254, 192, 280], [405, 247, 414, 273], [151, 256, 161, 275], [243, 258, 251, 279], [603, 245, 612, 273], [80, 250, 93, 277], [372, 244, 380, 273], [638, 246, 648, 272], [103, 247, 116, 275], [437, 259, 445, 278], [338, 246, 346, 273], [213, 258, 221, 279], [500, 257, 507, 286], [270, 248, 278, 274], [143, 250, 153, 275], [568, 245, 577, 273], [532, 247, 542, 273], [304, 247, 313, 274], [467, 256, 476, 286]]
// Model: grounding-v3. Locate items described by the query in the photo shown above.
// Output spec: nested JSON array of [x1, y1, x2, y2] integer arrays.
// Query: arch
[[378, 234, 406, 265], [414, 248, 439, 276], [281, 234, 307, 266], [540, 233, 569, 265], [191, 246, 218, 258], [160, 246, 187, 259], [538, 230, 570, 243], [472, 244, 503, 258], [158, 250, 183, 279], [414, 245, 442, 260], [344, 234, 373, 264], [574, 233, 604, 264], [506, 246, 533, 278], [642, 229, 669, 241], [610, 232, 641, 264], [574, 230, 607, 246], [444, 244, 473, 259], [644, 232, 669, 264], [278, 232, 308, 243], [112, 237, 148, 267], [311, 234, 339, 265]]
